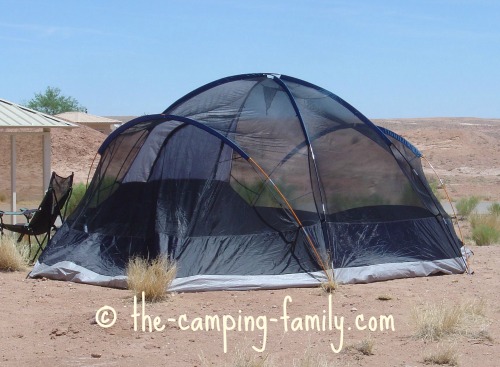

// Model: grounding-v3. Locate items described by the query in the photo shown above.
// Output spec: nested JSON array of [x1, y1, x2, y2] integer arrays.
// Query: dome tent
[[30, 73, 466, 291]]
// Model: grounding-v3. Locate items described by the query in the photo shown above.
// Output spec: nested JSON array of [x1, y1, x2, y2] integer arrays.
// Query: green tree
[[25, 86, 86, 115]]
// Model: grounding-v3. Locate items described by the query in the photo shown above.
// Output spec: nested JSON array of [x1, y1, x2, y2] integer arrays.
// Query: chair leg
[[31, 231, 50, 263], [18, 234, 32, 260]]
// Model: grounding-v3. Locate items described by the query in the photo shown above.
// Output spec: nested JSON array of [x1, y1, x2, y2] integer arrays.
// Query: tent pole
[[248, 157, 333, 283], [421, 156, 470, 274], [272, 76, 328, 220]]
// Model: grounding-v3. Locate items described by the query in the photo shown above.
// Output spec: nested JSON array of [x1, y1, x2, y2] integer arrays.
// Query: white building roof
[[105, 115, 138, 124], [56, 111, 122, 124], [0, 98, 77, 129]]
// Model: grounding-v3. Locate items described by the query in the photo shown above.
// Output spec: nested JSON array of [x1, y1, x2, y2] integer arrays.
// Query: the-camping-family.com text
[[95, 293, 396, 354]]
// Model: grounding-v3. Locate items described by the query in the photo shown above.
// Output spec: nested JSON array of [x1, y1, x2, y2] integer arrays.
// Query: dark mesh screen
[[42, 74, 462, 279]]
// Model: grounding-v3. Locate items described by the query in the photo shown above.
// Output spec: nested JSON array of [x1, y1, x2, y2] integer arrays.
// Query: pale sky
[[2, 0, 499, 118]]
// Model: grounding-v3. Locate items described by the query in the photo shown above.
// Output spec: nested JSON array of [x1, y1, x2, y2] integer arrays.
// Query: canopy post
[[43, 128, 51, 192], [10, 134, 17, 224]]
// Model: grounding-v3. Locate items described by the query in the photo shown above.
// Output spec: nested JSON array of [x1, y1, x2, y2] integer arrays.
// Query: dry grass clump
[[0, 233, 28, 271], [200, 348, 271, 367], [377, 294, 392, 301], [470, 328, 494, 343], [320, 254, 337, 294], [293, 347, 337, 367], [320, 278, 338, 294], [345, 338, 374, 356], [231, 350, 271, 367], [213, 346, 337, 367], [413, 299, 486, 341], [423, 344, 458, 366], [126, 255, 177, 302], [469, 213, 500, 245]]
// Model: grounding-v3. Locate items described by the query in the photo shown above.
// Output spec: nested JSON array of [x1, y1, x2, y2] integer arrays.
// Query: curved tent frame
[[104, 113, 334, 279]]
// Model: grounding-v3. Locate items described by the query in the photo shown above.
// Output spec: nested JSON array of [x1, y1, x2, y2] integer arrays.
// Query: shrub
[[0, 234, 28, 271], [455, 196, 480, 217], [488, 202, 500, 216], [470, 214, 500, 246], [472, 224, 500, 245], [428, 179, 443, 200], [65, 182, 87, 217], [126, 255, 177, 302], [232, 179, 298, 207]]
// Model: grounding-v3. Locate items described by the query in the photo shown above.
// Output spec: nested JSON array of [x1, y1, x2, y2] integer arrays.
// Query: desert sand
[[0, 117, 499, 366]]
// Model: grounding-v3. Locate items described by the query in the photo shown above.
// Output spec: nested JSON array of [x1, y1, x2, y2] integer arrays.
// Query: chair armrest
[[21, 208, 38, 220], [0, 210, 23, 215], [0, 208, 38, 221]]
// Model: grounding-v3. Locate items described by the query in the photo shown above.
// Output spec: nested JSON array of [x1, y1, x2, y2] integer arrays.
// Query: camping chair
[[0, 172, 74, 262]]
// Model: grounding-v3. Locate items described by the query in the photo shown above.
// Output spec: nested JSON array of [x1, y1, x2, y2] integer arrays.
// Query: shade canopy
[[0, 99, 76, 222]]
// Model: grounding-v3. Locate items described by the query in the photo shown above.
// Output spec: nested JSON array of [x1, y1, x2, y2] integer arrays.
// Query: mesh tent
[[30, 73, 466, 291]]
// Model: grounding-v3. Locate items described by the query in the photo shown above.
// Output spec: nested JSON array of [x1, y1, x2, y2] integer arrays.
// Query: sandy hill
[[374, 117, 500, 200], [1, 117, 499, 204], [51, 123, 106, 184]]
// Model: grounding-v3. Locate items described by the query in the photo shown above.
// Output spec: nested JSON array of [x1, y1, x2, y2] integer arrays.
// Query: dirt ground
[[0, 117, 499, 366], [0, 244, 498, 367]]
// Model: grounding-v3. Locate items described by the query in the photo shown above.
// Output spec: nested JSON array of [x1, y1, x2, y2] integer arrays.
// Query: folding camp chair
[[0, 172, 74, 262]]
